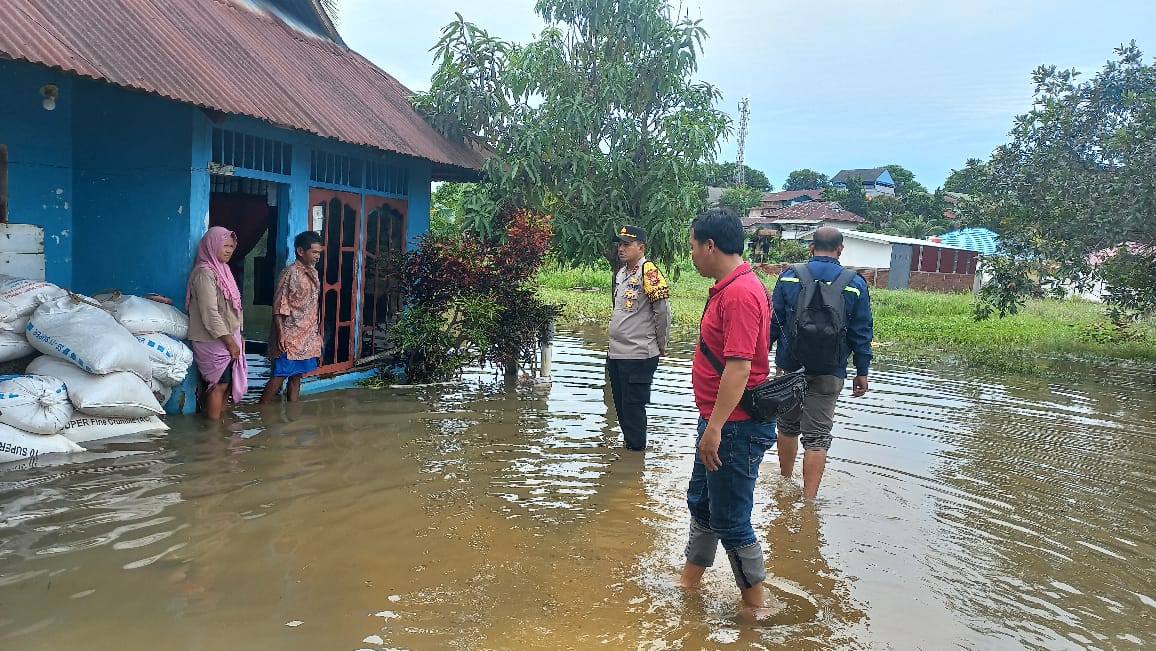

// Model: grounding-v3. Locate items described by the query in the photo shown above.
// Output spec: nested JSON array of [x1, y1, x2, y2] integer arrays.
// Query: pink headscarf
[[186, 226, 243, 314]]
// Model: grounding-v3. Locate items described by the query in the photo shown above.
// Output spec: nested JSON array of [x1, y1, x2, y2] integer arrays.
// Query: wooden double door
[[308, 189, 406, 374]]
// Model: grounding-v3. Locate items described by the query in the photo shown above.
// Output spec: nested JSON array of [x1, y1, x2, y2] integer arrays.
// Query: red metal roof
[[743, 201, 866, 227], [760, 189, 826, 203], [0, 0, 485, 176]]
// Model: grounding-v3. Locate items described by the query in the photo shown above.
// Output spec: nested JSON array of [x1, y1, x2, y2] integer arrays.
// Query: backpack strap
[[791, 262, 815, 287], [793, 263, 856, 296], [790, 263, 817, 318], [831, 267, 858, 292]]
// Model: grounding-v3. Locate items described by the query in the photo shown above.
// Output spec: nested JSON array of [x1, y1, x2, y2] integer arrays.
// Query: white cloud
[[338, 0, 1156, 188]]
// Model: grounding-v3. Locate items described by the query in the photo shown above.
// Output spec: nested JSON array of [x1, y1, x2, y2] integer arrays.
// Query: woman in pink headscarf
[[186, 226, 248, 419]]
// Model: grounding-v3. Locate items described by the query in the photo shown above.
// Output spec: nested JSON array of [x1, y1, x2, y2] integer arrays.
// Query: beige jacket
[[187, 267, 242, 341]]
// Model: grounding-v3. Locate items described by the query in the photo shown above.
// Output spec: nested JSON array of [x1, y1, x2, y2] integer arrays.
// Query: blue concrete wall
[[405, 158, 431, 248], [72, 79, 196, 302], [0, 60, 76, 284], [200, 114, 430, 364]]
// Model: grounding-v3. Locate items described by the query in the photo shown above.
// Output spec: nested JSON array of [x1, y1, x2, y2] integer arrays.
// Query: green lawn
[[538, 263, 1156, 375]]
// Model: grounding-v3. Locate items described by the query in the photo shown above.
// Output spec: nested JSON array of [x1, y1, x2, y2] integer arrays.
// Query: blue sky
[[340, 0, 1156, 190]]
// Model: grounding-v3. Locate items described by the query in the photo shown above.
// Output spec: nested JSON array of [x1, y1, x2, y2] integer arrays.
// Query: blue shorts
[[272, 354, 319, 378]]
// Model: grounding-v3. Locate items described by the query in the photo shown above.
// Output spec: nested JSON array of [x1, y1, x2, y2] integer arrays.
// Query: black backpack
[[788, 263, 857, 374]]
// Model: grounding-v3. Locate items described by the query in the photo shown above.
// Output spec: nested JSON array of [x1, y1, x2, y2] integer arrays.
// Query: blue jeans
[[686, 416, 777, 552]]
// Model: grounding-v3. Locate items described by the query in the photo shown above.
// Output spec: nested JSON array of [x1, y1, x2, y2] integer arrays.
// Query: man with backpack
[[770, 226, 874, 499]]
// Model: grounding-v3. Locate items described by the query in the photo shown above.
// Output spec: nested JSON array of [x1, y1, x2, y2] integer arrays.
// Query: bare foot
[[740, 592, 785, 623]]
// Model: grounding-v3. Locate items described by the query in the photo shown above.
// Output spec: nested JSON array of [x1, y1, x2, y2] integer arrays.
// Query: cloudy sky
[[339, 0, 1156, 190]]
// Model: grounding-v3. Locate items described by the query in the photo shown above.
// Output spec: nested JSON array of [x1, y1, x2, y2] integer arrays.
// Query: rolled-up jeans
[[685, 416, 776, 588]]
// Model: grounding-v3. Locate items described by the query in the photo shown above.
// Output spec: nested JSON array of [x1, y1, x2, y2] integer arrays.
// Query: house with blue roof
[[831, 167, 897, 197]]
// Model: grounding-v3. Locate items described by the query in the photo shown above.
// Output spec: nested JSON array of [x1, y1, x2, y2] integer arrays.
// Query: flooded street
[[0, 329, 1153, 650]]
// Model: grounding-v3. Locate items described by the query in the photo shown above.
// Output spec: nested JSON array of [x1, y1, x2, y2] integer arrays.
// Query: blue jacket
[[769, 256, 874, 377]]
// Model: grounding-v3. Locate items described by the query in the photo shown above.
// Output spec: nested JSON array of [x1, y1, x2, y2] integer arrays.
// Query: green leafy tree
[[767, 238, 810, 263], [429, 182, 475, 236], [883, 164, 927, 197], [696, 161, 771, 191], [903, 190, 951, 222], [863, 194, 905, 230], [887, 213, 950, 239], [972, 253, 1041, 320], [943, 158, 985, 195], [963, 42, 1156, 319], [412, 1, 732, 271], [822, 177, 869, 222], [718, 185, 764, 215], [783, 169, 830, 191]]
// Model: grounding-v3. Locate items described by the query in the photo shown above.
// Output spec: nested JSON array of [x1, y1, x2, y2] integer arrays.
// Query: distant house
[[831, 168, 896, 197], [0, 0, 485, 411], [747, 189, 826, 218], [796, 229, 978, 292], [744, 201, 866, 240], [743, 201, 866, 262]]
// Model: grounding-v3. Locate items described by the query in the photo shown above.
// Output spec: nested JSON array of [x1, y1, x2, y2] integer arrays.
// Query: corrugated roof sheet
[[0, 0, 485, 176], [831, 167, 888, 183], [840, 229, 966, 250], [759, 189, 825, 203], [743, 201, 867, 227]]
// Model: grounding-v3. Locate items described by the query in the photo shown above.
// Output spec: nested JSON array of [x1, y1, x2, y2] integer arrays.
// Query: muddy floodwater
[[1, 329, 1153, 650]]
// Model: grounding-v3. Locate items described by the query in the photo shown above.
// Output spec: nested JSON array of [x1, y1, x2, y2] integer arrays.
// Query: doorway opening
[[209, 175, 281, 343]]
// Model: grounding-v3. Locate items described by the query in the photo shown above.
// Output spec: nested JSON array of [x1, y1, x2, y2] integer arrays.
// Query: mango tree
[[412, 0, 731, 272]]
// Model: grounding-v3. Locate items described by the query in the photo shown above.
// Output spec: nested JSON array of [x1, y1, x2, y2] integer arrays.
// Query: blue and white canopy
[[938, 228, 1001, 255]]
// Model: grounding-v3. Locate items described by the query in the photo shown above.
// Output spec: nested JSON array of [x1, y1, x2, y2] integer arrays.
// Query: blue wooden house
[[0, 0, 484, 411], [831, 167, 897, 197]]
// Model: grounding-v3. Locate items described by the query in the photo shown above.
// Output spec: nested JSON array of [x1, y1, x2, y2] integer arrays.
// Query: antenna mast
[[734, 97, 750, 186]]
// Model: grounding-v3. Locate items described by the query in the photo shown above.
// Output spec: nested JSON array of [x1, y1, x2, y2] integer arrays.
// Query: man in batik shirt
[[607, 224, 671, 450], [259, 231, 324, 403]]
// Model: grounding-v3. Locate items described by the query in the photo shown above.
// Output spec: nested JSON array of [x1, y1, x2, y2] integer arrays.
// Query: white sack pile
[[0, 275, 69, 362], [0, 279, 194, 464]]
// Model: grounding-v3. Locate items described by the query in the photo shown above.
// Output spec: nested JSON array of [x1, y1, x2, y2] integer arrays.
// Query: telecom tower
[[733, 96, 750, 186]]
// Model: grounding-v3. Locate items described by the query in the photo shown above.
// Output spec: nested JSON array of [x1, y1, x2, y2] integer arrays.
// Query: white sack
[[26, 295, 153, 378], [26, 357, 163, 418], [0, 374, 74, 435], [99, 294, 189, 340], [146, 375, 173, 407], [0, 422, 85, 463], [0, 330, 35, 363], [60, 412, 168, 445], [0, 275, 68, 331], [135, 333, 193, 386]]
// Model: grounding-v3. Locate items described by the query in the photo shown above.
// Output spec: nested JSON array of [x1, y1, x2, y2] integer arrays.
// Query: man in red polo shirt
[[678, 208, 778, 614]]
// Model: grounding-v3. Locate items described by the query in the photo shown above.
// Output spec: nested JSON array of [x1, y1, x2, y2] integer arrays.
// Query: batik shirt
[[270, 261, 322, 361], [608, 256, 671, 359]]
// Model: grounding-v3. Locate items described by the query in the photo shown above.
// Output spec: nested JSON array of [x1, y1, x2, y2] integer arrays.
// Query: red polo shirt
[[692, 262, 772, 420]]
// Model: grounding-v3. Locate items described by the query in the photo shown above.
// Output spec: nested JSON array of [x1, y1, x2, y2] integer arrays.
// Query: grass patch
[[538, 264, 1156, 375]]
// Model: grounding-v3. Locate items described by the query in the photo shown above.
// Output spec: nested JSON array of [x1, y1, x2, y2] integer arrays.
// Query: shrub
[[385, 207, 559, 383]]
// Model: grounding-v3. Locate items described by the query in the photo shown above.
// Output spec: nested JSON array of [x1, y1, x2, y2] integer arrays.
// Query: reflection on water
[[0, 329, 1153, 650]]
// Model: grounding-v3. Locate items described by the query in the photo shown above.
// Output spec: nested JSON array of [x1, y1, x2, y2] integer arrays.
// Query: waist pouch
[[739, 371, 807, 421]]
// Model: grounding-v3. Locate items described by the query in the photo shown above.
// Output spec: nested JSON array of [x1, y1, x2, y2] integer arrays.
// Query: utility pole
[[733, 97, 750, 186]]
